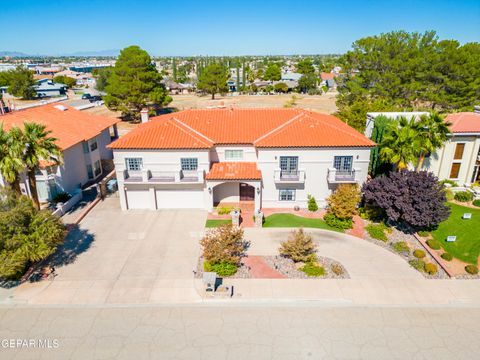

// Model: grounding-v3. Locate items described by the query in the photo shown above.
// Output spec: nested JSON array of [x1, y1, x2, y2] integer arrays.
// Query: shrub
[[363, 171, 450, 229], [409, 259, 425, 271], [426, 239, 441, 250], [52, 191, 71, 203], [439, 179, 458, 187], [465, 265, 479, 275], [200, 224, 247, 266], [365, 223, 389, 242], [300, 262, 326, 277], [217, 206, 233, 215], [204, 261, 238, 277], [444, 189, 454, 201], [331, 263, 344, 276], [413, 249, 426, 259], [417, 231, 430, 237], [324, 213, 353, 230], [279, 228, 316, 262], [392, 241, 409, 254], [424, 263, 438, 275], [307, 195, 318, 212], [327, 184, 361, 219], [358, 206, 384, 221], [441, 252, 453, 261], [473, 199, 480, 207], [454, 191, 473, 202]]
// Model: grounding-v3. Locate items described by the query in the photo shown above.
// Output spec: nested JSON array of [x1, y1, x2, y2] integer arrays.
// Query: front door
[[239, 183, 255, 201]]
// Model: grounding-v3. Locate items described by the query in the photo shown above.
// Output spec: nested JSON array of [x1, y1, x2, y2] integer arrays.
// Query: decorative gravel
[[195, 257, 251, 279], [263, 255, 350, 279], [364, 223, 448, 279]]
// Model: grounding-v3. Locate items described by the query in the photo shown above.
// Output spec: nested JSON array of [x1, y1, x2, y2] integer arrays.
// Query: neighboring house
[[109, 108, 375, 211], [365, 109, 480, 185], [281, 72, 302, 82], [34, 79, 67, 97], [0, 104, 119, 202], [320, 72, 337, 89]]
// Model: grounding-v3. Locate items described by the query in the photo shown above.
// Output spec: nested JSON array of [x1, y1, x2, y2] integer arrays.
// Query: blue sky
[[1, 0, 479, 55]]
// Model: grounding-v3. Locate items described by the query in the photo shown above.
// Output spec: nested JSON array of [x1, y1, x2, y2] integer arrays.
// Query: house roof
[[320, 72, 335, 80], [445, 112, 480, 134], [205, 162, 262, 180], [0, 104, 119, 150], [109, 108, 375, 149]]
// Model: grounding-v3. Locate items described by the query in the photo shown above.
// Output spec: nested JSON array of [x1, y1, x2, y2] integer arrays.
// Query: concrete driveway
[[10, 198, 207, 304]]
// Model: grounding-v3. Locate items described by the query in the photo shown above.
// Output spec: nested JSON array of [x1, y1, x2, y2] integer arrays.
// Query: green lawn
[[205, 219, 232, 228], [262, 213, 342, 232], [431, 203, 480, 264]]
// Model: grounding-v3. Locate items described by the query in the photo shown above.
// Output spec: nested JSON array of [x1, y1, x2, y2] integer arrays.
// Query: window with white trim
[[125, 158, 143, 171], [93, 160, 101, 177], [89, 138, 98, 152], [225, 149, 243, 161], [181, 158, 198, 171], [334, 156, 353, 174], [279, 189, 295, 201]]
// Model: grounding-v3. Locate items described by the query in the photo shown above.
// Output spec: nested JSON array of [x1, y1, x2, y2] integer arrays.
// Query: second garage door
[[126, 190, 151, 209], [155, 189, 204, 209]]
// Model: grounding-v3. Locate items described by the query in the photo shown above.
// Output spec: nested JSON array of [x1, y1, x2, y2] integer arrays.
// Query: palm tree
[[416, 113, 451, 171], [0, 126, 24, 193], [379, 117, 422, 170], [18, 122, 62, 210]]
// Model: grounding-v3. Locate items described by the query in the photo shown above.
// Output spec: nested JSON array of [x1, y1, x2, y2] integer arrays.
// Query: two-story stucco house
[[0, 104, 119, 202], [109, 108, 375, 211]]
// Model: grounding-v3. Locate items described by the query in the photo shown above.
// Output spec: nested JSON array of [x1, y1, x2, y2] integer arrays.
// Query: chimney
[[474, 105, 480, 114], [140, 109, 149, 123]]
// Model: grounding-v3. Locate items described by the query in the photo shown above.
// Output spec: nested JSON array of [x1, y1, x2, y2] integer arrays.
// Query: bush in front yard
[[409, 259, 425, 271], [307, 195, 318, 212], [454, 191, 473, 202], [465, 265, 479, 275], [417, 230, 430, 237], [331, 263, 344, 276], [300, 262, 325, 277], [324, 213, 353, 230], [413, 249, 426, 259], [327, 184, 361, 220], [204, 261, 238, 277], [52, 191, 71, 204], [279, 228, 316, 262], [426, 239, 441, 250], [473, 199, 480, 207], [365, 223, 389, 242], [424, 263, 438, 275], [358, 206, 385, 221], [441, 252, 453, 261], [216, 206, 234, 215], [392, 241, 409, 254], [200, 224, 247, 267]]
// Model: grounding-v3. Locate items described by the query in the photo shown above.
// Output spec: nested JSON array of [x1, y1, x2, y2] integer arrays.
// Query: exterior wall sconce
[[256, 187, 260, 195], [208, 187, 212, 194]]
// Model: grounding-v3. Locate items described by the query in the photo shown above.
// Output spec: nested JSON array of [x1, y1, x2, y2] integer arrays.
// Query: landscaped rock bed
[[263, 255, 349, 279], [364, 223, 448, 279], [195, 257, 251, 279]]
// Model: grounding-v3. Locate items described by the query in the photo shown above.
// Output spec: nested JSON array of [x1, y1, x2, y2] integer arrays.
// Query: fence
[[52, 189, 83, 217]]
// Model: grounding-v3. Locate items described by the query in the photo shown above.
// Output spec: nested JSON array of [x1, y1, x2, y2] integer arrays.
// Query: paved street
[[0, 304, 479, 359]]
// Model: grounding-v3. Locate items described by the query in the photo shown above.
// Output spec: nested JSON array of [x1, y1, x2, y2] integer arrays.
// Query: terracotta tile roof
[[206, 162, 262, 180], [445, 112, 480, 133], [109, 108, 374, 149], [320, 72, 335, 80], [0, 104, 119, 150]]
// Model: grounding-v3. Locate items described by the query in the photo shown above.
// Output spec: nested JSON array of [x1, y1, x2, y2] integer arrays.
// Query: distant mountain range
[[0, 49, 120, 57]]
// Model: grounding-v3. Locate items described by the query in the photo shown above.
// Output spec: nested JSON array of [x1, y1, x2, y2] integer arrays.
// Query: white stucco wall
[[213, 182, 240, 203], [97, 128, 114, 160]]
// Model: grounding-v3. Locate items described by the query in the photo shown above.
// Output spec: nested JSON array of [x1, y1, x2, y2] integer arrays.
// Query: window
[[334, 156, 353, 174], [86, 164, 94, 179], [126, 158, 143, 171], [93, 160, 101, 177], [89, 138, 98, 152], [279, 189, 295, 201], [181, 158, 198, 171], [82, 142, 89, 154], [450, 163, 461, 179], [454, 143, 465, 160], [225, 149, 243, 161], [279, 156, 298, 174]]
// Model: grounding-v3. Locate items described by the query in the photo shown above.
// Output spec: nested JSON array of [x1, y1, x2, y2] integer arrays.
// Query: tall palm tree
[[416, 113, 451, 171], [379, 117, 423, 170], [18, 122, 62, 210], [0, 126, 24, 193]]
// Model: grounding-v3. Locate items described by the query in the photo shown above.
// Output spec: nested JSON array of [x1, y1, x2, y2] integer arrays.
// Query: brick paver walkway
[[347, 215, 365, 239], [240, 211, 255, 227], [242, 256, 286, 279]]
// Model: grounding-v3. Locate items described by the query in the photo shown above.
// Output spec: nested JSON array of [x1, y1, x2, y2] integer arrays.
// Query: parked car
[[81, 93, 92, 100], [89, 95, 103, 102]]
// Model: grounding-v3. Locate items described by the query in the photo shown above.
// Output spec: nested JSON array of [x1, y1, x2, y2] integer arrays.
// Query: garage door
[[126, 190, 151, 209], [155, 189, 204, 209]]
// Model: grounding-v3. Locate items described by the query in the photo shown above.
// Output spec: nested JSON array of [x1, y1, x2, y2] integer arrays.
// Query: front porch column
[[206, 182, 214, 211]]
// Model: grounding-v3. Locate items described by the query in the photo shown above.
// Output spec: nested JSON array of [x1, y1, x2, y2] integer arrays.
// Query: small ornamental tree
[[307, 195, 318, 212], [200, 224, 247, 266], [279, 228, 316, 263], [327, 184, 360, 219], [362, 170, 450, 229]]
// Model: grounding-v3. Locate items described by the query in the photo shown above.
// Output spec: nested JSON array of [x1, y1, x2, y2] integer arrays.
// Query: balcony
[[122, 169, 204, 184], [327, 168, 361, 183], [274, 169, 305, 184]]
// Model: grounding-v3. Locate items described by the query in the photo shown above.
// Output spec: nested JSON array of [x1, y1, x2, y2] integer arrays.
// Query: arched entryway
[[209, 180, 261, 212]]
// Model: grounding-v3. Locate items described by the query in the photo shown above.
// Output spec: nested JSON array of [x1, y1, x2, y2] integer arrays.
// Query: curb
[[414, 233, 454, 278]]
